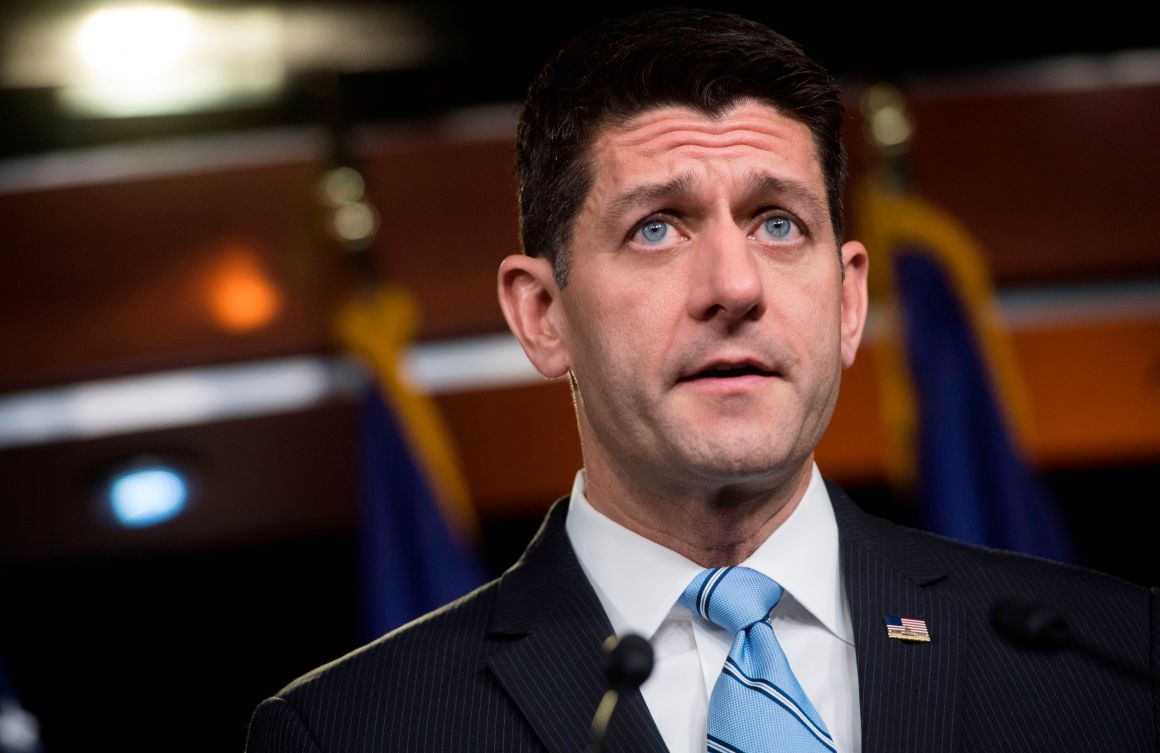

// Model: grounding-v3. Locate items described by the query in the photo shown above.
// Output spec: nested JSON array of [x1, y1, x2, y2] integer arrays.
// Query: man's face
[[502, 100, 867, 498]]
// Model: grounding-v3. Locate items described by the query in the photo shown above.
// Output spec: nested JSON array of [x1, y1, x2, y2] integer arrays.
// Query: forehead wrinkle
[[744, 172, 827, 220]]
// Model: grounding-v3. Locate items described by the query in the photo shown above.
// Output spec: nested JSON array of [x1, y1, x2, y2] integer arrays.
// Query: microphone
[[587, 633, 654, 753], [990, 597, 1069, 651], [989, 597, 1152, 684]]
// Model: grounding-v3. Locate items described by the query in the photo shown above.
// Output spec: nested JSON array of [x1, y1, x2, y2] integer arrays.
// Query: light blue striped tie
[[680, 566, 836, 753]]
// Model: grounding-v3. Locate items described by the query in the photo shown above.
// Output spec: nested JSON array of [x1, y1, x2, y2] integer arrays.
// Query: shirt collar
[[564, 464, 853, 645], [741, 464, 853, 644], [565, 471, 704, 641]]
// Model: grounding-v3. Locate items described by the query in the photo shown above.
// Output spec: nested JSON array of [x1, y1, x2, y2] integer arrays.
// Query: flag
[[335, 286, 487, 639], [857, 183, 1073, 562], [883, 616, 931, 643], [0, 660, 41, 753]]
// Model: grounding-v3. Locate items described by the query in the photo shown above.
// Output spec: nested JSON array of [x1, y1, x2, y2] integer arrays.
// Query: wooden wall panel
[[1, 82, 1157, 394], [1015, 316, 1160, 466], [0, 163, 338, 392], [906, 84, 1160, 283], [362, 136, 517, 337], [435, 381, 582, 515]]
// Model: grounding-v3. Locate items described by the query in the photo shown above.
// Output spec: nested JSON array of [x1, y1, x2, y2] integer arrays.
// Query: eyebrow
[[744, 173, 828, 221], [601, 173, 701, 233]]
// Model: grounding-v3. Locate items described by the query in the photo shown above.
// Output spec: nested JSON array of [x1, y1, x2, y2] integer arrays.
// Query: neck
[[581, 458, 814, 568]]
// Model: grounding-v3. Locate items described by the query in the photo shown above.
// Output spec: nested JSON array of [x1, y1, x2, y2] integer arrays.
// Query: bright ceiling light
[[2, 5, 434, 117], [76, 5, 195, 82], [62, 4, 284, 117]]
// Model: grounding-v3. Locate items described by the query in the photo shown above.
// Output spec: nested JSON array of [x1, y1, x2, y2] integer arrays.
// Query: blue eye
[[637, 220, 671, 244], [763, 217, 795, 239]]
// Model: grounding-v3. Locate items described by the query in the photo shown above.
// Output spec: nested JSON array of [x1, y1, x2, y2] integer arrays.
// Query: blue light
[[109, 466, 188, 527]]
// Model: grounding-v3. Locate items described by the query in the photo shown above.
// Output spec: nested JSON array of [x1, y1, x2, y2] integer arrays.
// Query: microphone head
[[990, 597, 1070, 651], [602, 633, 654, 691]]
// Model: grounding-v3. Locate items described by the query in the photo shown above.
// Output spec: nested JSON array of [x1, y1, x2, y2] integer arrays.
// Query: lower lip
[[678, 374, 776, 392]]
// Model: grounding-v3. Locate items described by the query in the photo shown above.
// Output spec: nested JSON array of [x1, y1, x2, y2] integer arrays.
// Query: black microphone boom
[[990, 597, 1069, 651], [587, 633, 655, 753], [990, 597, 1153, 685]]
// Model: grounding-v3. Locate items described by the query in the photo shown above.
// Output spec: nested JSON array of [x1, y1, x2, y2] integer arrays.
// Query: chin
[[682, 443, 802, 487]]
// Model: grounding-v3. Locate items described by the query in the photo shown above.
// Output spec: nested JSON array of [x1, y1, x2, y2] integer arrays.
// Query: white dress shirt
[[564, 464, 861, 753]]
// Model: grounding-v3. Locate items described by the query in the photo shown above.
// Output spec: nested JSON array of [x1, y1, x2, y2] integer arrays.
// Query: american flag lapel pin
[[883, 615, 931, 643]]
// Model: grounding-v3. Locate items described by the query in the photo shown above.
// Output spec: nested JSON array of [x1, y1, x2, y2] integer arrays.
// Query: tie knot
[[679, 566, 783, 635]]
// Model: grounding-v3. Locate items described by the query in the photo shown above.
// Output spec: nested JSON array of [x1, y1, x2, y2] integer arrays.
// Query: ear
[[838, 240, 869, 368], [497, 254, 572, 379]]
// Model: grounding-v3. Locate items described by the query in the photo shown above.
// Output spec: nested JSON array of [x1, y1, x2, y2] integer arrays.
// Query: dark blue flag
[[858, 186, 1073, 561], [894, 250, 1073, 560], [335, 286, 488, 640], [357, 383, 488, 638]]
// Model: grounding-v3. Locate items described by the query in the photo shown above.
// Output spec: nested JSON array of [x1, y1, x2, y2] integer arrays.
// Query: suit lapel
[[486, 500, 668, 753], [829, 481, 962, 753]]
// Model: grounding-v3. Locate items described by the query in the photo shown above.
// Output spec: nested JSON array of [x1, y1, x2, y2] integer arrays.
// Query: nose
[[686, 225, 766, 327]]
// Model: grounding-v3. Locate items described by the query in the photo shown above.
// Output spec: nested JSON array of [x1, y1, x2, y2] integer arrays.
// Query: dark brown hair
[[516, 8, 847, 286]]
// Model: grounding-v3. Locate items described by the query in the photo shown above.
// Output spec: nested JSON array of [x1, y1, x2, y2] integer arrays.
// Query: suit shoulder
[[866, 516, 1155, 635], [911, 523, 1145, 596], [828, 480, 1149, 601], [247, 578, 546, 751], [276, 577, 502, 703]]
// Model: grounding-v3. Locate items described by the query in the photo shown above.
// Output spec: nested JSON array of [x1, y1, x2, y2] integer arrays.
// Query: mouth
[[677, 359, 778, 383]]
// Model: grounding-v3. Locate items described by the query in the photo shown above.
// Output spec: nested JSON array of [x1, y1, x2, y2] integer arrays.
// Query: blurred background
[[0, 3, 1157, 751]]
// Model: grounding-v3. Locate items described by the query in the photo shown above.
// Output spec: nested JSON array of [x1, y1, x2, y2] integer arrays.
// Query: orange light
[[207, 245, 281, 332]]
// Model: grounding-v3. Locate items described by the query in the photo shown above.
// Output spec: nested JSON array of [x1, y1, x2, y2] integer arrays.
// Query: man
[[248, 9, 1156, 753]]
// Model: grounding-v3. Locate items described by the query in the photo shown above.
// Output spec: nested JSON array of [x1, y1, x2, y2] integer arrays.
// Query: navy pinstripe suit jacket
[[247, 482, 1158, 752]]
